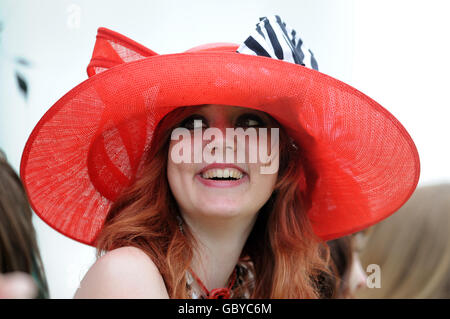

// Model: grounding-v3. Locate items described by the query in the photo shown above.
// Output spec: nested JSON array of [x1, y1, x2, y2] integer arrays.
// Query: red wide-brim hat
[[20, 23, 420, 246]]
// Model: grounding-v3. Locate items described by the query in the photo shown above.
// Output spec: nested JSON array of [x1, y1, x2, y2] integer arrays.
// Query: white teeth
[[201, 168, 244, 180]]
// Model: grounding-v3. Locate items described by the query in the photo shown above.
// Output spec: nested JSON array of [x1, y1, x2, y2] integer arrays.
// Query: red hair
[[95, 106, 332, 298]]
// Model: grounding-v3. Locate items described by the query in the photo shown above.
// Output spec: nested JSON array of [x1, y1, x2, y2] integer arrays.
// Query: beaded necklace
[[186, 266, 237, 299], [186, 261, 254, 299]]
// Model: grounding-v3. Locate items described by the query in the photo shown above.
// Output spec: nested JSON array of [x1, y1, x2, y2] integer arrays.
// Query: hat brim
[[21, 52, 420, 245]]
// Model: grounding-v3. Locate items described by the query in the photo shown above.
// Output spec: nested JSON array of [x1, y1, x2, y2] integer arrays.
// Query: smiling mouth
[[200, 168, 244, 181], [196, 166, 249, 188]]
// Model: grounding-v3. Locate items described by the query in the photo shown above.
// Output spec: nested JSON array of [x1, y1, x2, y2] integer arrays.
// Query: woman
[[77, 104, 333, 298], [20, 16, 420, 298]]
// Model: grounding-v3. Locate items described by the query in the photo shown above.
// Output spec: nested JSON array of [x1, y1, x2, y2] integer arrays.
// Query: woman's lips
[[198, 163, 247, 175], [195, 173, 249, 188]]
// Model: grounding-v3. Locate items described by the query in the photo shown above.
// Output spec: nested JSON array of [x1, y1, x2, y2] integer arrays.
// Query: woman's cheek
[[249, 165, 278, 201]]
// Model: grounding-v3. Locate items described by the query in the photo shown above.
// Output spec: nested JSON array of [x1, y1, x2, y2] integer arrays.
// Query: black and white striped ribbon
[[237, 15, 318, 71]]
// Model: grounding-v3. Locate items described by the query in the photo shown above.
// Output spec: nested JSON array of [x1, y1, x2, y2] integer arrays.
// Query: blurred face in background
[[346, 252, 368, 294], [347, 232, 370, 295]]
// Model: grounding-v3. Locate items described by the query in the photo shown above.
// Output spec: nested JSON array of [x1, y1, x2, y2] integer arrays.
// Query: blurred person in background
[[356, 184, 450, 299], [327, 232, 369, 298], [0, 149, 49, 298]]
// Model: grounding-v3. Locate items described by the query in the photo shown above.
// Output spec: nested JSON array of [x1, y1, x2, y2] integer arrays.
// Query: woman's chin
[[194, 200, 248, 218]]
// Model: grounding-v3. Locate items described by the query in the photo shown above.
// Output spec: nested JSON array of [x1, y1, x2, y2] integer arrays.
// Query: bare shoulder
[[74, 246, 169, 299]]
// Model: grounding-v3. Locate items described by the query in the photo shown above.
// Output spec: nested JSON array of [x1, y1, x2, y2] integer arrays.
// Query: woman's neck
[[183, 213, 257, 291]]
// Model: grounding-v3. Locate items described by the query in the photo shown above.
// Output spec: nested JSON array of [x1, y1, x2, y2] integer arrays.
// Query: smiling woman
[[20, 15, 420, 299], [89, 103, 328, 298]]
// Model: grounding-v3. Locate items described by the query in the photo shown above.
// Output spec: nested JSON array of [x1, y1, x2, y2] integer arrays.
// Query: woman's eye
[[235, 114, 266, 128], [179, 115, 208, 130]]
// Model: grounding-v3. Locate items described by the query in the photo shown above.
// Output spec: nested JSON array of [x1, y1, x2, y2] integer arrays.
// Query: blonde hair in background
[[356, 183, 450, 298]]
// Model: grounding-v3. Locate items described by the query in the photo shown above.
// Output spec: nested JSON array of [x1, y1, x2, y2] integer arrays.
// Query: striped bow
[[237, 15, 318, 71]]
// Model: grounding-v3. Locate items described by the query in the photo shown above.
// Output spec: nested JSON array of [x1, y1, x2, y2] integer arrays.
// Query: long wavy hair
[[95, 106, 332, 298]]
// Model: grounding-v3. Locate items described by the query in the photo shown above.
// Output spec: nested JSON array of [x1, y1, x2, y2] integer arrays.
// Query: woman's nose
[[204, 129, 236, 158]]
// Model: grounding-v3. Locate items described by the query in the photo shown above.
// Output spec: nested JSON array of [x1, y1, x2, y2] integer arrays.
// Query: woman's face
[[167, 104, 279, 221]]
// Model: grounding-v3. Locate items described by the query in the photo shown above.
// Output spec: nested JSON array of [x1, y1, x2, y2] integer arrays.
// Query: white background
[[0, 0, 448, 298]]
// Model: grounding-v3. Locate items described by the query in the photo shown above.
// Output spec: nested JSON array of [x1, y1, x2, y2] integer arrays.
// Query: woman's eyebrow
[[181, 113, 208, 123]]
